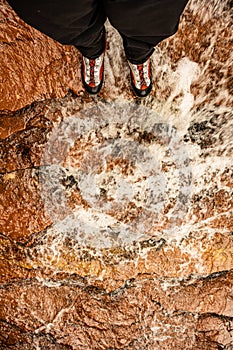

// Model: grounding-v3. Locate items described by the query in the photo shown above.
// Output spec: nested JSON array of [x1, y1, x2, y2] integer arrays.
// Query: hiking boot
[[81, 52, 104, 95], [128, 58, 152, 97]]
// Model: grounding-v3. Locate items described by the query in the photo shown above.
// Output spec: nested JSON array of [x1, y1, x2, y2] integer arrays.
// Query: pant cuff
[[75, 27, 106, 59], [126, 48, 155, 65]]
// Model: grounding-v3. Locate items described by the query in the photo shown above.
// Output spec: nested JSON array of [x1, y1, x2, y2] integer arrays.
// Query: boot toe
[[83, 81, 103, 95], [132, 83, 152, 98], [82, 76, 103, 95]]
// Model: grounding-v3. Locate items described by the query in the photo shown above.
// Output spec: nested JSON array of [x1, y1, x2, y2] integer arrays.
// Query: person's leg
[[8, 0, 107, 94], [8, 0, 106, 58], [121, 35, 168, 65], [104, 0, 189, 63], [77, 28, 106, 59], [104, 0, 189, 96]]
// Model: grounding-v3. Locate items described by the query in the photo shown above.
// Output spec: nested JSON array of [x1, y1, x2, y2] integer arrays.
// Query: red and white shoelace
[[129, 59, 151, 90], [82, 53, 104, 88]]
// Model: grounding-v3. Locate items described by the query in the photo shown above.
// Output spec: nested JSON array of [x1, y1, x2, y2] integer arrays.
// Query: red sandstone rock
[[0, 0, 83, 111], [0, 169, 52, 242], [0, 274, 233, 349]]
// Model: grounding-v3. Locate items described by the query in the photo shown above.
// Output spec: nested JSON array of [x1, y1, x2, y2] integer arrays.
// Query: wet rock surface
[[0, 0, 233, 349], [0, 0, 82, 111], [1, 272, 233, 349]]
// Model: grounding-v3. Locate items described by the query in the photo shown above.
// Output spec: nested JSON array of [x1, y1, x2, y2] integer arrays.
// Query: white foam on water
[[38, 100, 197, 250], [161, 57, 200, 120]]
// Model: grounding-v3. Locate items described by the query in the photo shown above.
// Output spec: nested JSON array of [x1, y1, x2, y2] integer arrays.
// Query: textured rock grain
[[0, 0, 82, 111]]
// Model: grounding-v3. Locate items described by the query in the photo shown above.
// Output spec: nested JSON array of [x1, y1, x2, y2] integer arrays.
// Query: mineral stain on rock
[[0, 0, 233, 349]]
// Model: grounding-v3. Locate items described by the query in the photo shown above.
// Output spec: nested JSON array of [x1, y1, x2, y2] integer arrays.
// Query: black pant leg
[[7, 0, 106, 58], [104, 0, 189, 63], [76, 27, 106, 59], [121, 35, 169, 64]]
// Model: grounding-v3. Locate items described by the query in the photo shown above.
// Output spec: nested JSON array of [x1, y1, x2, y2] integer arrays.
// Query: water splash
[[38, 101, 194, 250]]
